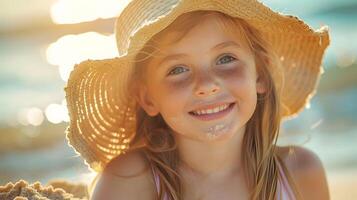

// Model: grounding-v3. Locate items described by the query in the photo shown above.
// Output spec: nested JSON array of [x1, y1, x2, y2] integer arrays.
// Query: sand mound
[[0, 180, 88, 200]]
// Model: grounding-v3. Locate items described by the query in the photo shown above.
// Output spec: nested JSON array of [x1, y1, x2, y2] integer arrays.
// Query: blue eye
[[216, 55, 237, 65], [168, 66, 189, 76]]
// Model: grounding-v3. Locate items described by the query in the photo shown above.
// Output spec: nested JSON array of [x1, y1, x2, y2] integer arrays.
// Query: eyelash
[[167, 54, 237, 76], [216, 54, 237, 65]]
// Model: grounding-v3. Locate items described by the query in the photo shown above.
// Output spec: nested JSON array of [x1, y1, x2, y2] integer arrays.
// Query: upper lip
[[189, 101, 234, 112]]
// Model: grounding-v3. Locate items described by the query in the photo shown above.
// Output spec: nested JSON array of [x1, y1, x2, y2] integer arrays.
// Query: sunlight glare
[[305, 102, 311, 109], [51, 0, 131, 24], [77, 171, 98, 184], [46, 32, 117, 82]]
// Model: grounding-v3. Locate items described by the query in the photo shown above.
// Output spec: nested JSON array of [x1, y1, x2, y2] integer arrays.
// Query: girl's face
[[137, 16, 266, 142]]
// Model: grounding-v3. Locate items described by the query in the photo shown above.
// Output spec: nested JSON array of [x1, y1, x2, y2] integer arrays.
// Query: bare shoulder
[[91, 148, 156, 200], [276, 145, 330, 200], [105, 148, 151, 177]]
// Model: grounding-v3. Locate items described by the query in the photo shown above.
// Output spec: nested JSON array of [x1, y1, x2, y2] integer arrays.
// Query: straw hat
[[64, 0, 330, 172]]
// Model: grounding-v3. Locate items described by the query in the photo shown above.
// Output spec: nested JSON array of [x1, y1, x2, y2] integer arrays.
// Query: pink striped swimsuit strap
[[151, 165, 170, 200], [277, 160, 296, 200], [151, 162, 295, 200]]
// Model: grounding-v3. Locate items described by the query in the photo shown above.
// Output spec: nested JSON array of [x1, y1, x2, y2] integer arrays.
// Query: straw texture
[[64, 0, 330, 172]]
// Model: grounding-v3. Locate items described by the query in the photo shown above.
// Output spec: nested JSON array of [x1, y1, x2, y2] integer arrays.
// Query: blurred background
[[0, 0, 356, 199]]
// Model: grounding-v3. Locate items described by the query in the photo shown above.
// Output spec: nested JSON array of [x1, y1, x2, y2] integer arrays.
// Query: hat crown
[[114, 0, 180, 56]]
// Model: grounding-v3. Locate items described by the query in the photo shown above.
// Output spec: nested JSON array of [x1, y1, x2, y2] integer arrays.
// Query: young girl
[[64, 0, 331, 199]]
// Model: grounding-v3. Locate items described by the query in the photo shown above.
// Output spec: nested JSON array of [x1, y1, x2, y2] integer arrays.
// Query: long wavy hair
[[90, 10, 303, 200]]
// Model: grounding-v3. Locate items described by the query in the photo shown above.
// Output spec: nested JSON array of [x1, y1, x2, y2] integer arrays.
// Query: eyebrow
[[211, 40, 241, 52], [157, 40, 240, 67]]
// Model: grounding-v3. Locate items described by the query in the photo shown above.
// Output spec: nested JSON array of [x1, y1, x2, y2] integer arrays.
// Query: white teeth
[[192, 103, 230, 115]]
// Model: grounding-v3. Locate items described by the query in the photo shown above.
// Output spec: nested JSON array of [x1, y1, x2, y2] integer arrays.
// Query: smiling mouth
[[188, 102, 236, 121], [189, 102, 235, 115]]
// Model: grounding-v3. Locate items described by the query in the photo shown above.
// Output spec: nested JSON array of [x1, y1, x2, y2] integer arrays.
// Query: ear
[[256, 75, 267, 94], [135, 85, 160, 117]]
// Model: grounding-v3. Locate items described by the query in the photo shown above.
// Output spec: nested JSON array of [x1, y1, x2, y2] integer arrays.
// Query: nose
[[194, 71, 221, 97]]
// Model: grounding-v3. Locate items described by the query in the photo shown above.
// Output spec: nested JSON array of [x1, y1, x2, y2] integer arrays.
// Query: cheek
[[156, 79, 192, 115], [217, 66, 254, 90], [164, 76, 193, 91], [218, 66, 258, 106], [160, 76, 194, 99]]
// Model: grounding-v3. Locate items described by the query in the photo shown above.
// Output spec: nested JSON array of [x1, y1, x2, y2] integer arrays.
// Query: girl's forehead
[[154, 17, 251, 54]]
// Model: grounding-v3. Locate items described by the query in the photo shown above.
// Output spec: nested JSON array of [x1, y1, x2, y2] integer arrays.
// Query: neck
[[175, 125, 246, 181]]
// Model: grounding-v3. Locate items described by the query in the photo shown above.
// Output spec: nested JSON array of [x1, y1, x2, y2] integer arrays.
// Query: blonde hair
[[91, 10, 303, 200]]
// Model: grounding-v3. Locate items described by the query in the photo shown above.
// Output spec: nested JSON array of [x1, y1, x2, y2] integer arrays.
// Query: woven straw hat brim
[[64, 0, 330, 172]]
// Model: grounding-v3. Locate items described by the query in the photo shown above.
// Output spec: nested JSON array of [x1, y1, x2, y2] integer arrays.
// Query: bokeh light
[[17, 107, 44, 127], [17, 109, 29, 126], [336, 51, 356, 68], [27, 107, 44, 126], [45, 103, 66, 124]]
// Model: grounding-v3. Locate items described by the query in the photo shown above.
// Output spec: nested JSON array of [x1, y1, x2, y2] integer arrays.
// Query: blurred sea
[[0, 0, 356, 199]]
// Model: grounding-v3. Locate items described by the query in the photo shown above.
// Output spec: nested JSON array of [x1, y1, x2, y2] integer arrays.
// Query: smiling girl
[[64, 1, 331, 200]]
